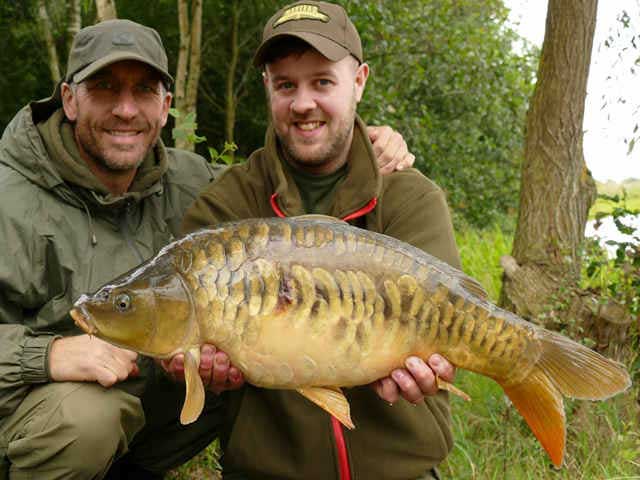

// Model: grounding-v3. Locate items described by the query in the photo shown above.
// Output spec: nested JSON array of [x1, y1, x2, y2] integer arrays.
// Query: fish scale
[[70, 216, 631, 468]]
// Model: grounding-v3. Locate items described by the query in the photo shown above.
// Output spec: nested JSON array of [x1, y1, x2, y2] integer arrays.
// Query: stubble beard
[[74, 120, 159, 173], [272, 93, 357, 171]]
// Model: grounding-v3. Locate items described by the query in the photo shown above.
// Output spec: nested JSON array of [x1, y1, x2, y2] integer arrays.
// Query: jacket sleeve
[[379, 169, 461, 269], [0, 216, 59, 417], [180, 157, 269, 234]]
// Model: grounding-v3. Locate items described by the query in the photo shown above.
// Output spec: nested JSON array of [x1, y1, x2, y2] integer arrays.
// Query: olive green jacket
[[182, 117, 461, 480], [0, 101, 219, 423]]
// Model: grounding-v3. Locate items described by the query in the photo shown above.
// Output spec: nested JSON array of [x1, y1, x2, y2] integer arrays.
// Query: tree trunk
[[68, 0, 82, 51], [95, 0, 117, 22], [37, 0, 61, 85], [174, 0, 190, 113], [174, 0, 203, 152], [501, 0, 633, 359], [225, 0, 239, 149]]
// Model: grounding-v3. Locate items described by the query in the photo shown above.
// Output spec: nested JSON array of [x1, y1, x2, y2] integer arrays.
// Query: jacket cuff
[[21, 335, 59, 383]]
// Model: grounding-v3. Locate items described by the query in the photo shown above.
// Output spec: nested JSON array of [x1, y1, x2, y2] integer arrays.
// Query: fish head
[[70, 258, 196, 358]]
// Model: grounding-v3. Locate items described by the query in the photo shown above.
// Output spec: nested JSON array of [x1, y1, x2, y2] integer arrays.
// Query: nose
[[290, 86, 316, 115], [112, 88, 139, 120]]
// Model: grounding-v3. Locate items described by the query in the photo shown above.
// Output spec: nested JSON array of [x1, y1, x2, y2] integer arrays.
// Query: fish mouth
[[70, 307, 96, 335]]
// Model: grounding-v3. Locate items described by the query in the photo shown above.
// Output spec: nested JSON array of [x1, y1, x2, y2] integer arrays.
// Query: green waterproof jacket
[[182, 117, 462, 480], [0, 101, 219, 424]]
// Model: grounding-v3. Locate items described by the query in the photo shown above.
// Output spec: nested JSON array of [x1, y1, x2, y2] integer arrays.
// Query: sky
[[505, 0, 640, 183]]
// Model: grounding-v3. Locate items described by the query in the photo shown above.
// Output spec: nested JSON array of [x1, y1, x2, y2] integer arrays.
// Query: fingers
[[428, 353, 456, 383], [374, 355, 457, 405], [367, 125, 413, 175], [208, 351, 245, 394], [372, 377, 400, 403]]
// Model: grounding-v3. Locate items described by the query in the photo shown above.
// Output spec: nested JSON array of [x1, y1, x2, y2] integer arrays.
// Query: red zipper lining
[[269, 192, 378, 480], [269, 193, 377, 222], [331, 417, 352, 480]]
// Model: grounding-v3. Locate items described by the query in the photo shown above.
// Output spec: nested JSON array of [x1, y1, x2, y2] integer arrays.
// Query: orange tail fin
[[501, 329, 631, 467], [502, 368, 565, 467]]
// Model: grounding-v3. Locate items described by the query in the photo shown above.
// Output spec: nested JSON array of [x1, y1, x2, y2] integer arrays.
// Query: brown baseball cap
[[65, 19, 173, 86], [253, 1, 363, 67]]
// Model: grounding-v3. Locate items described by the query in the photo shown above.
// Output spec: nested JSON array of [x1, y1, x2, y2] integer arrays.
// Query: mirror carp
[[70, 216, 631, 467]]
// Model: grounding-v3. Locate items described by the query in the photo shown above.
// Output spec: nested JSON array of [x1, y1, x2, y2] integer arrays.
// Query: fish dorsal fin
[[295, 214, 347, 224], [459, 275, 489, 300], [180, 347, 205, 425], [297, 386, 354, 429]]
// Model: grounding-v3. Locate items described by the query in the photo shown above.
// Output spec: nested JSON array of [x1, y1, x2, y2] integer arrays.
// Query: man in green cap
[[182, 2, 460, 479], [0, 17, 413, 480]]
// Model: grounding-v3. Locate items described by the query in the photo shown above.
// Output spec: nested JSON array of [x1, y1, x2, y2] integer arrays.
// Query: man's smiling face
[[62, 60, 171, 173], [264, 48, 368, 175]]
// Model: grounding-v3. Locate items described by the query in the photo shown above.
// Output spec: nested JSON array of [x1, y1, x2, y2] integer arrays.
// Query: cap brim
[[253, 32, 350, 67], [71, 51, 174, 86]]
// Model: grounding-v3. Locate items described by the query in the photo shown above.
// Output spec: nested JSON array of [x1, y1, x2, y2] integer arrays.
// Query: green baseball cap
[[253, 1, 363, 67], [65, 19, 173, 86]]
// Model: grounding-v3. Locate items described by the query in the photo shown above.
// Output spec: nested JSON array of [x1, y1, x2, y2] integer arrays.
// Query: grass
[[591, 179, 640, 218], [170, 217, 639, 479]]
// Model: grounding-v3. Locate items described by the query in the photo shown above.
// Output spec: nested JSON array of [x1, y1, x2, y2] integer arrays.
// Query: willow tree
[[501, 0, 632, 358]]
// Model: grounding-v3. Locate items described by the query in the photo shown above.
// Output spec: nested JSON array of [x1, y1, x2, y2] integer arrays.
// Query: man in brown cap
[[182, 2, 460, 479], [0, 17, 414, 480]]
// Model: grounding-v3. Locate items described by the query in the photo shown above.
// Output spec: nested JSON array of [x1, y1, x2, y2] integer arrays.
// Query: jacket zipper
[[269, 192, 379, 480], [120, 200, 145, 262]]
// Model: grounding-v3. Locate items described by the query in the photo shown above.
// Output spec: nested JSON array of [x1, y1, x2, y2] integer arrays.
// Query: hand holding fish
[[372, 354, 456, 404], [48, 335, 139, 387], [160, 344, 245, 394]]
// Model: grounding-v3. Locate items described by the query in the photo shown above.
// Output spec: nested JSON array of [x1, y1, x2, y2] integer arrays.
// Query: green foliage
[[344, 0, 538, 227], [169, 108, 240, 166]]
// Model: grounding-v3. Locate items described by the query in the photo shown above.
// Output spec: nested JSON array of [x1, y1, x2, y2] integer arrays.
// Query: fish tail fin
[[502, 367, 565, 467], [535, 329, 631, 401], [501, 329, 631, 467]]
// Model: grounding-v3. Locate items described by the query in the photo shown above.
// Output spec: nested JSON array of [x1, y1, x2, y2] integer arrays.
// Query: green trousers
[[0, 361, 223, 480]]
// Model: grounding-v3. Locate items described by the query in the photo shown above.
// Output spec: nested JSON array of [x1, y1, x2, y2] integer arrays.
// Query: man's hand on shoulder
[[160, 344, 245, 394], [367, 126, 416, 175], [48, 335, 139, 387], [371, 354, 456, 404]]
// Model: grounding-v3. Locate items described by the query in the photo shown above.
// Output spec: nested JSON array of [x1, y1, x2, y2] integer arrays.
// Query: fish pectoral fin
[[180, 347, 206, 425], [502, 368, 565, 468], [436, 377, 471, 401], [296, 386, 354, 429]]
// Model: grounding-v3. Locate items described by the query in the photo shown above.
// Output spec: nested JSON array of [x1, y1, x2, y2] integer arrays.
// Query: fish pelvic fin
[[296, 386, 355, 429], [536, 329, 631, 400], [180, 347, 206, 425], [502, 368, 565, 467]]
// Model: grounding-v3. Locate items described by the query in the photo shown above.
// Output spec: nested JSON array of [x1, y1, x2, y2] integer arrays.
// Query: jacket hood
[[1, 105, 65, 191]]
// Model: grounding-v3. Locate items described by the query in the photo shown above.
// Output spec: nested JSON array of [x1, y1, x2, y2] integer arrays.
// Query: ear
[[354, 62, 369, 103], [61, 83, 78, 122], [160, 91, 173, 127]]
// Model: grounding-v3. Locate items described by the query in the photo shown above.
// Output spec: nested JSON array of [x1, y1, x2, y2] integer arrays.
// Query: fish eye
[[114, 293, 132, 312]]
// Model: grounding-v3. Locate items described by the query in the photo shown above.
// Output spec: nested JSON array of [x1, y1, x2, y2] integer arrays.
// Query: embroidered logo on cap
[[112, 32, 135, 46], [273, 4, 330, 27]]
